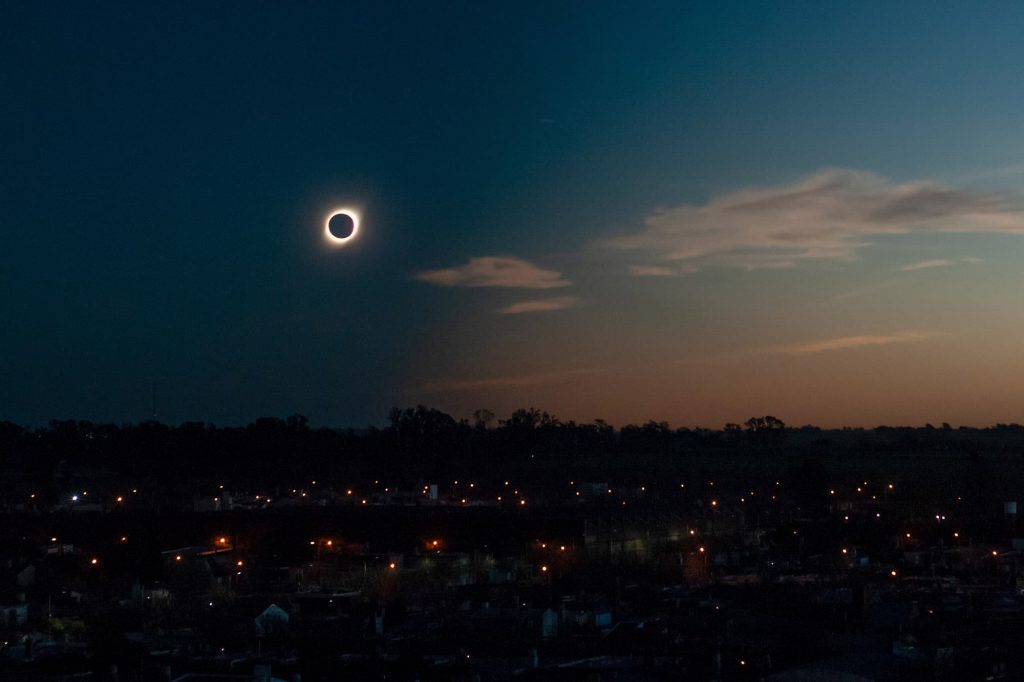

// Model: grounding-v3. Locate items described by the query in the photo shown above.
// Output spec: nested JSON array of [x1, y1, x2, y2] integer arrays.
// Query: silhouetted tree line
[[1, 408, 1021, 508]]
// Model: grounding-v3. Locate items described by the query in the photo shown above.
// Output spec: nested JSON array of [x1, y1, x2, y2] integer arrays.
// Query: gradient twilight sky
[[4, 2, 1024, 428]]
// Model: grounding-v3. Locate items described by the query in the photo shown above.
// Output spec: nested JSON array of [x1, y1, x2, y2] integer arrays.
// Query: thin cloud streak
[[835, 256, 983, 299], [499, 296, 578, 315], [899, 259, 957, 272], [412, 368, 599, 394], [628, 264, 699, 277], [603, 169, 1024, 269], [415, 256, 571, 289], [898, 256, 984, 272], [773, 331, 939, 355]]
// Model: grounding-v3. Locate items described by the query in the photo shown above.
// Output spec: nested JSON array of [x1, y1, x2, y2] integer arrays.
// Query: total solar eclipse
[[324, 209, 360, 246]]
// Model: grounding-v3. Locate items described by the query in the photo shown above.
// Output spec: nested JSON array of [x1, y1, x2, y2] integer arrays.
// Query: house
[[254, 603, 289, 637], [469, 607, 558, 645], [0, 602, 28, 626], [765, 652, 928, 681]]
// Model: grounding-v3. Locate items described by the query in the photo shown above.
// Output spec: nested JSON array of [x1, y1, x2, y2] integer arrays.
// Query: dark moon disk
[[328, 212, 355, 239]]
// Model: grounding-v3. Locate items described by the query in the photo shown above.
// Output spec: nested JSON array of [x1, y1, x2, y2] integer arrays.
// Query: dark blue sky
[[5, 3, 1024, 427]]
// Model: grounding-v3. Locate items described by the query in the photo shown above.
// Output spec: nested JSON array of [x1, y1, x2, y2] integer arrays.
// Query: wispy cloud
[[603, 169, 1024, 269], [835, 256, 984, 300], [499, 296, 578, 315], [773, 331, 938, 355], [415, 257, 571, 289], [628, 264, 699, 277], [412, 368, 598, 394], [898, 256, 984, 272], [898, 259, 958, 272], [629, 265, 677, 277]]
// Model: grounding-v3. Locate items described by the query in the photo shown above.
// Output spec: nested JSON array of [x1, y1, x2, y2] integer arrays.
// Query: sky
[[4, 2, 1024, 428]]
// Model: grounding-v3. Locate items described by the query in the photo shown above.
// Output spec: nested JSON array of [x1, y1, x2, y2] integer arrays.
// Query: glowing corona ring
[[323, 208, 361, 246]]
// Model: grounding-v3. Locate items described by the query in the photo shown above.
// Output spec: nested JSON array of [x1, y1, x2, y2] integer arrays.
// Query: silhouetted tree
[[744, 415, 786, 448], [472, 409, 495, 432]]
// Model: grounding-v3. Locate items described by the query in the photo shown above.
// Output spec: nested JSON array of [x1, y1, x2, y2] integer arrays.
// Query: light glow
[[324, 208, 361, 246]]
